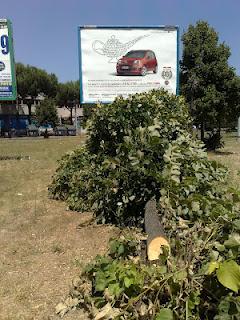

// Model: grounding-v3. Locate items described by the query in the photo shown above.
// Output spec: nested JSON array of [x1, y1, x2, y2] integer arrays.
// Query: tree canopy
[[35, 98, 58, 127], [16, 63, 58, 119], [56, 81, 79, 124], [180, 21, 240, 140]]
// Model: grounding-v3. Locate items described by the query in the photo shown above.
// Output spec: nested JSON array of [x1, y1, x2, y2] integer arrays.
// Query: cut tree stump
[[144, 198, 170, 261]]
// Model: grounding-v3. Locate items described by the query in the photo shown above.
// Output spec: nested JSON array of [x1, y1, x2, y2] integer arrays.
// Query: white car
[[38, 124, 54, 136]]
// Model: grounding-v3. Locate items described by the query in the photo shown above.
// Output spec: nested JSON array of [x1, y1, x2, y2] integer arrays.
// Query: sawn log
[[144, 198, 170, 261]]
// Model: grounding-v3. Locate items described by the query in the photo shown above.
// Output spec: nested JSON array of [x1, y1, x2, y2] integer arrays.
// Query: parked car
[[116, 50, 158, 76], [38, 124, 54, 136], [55, 126, 68, 136], [27, 124, 39, 137], [67, 125, 76, 136]]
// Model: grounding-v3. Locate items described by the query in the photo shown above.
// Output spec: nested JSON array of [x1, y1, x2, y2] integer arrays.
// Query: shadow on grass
[[0, 155, 30, 160], [214, 150, 235, 156]]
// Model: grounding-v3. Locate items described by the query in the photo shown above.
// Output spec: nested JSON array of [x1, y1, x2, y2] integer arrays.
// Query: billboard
[[0, 19, 17, 101], [78, 26, 179, 104]]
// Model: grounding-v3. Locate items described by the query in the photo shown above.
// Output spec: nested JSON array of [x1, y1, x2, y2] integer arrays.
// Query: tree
[[35, 98, 58, 127], [16, 63, 58, 122], [180, 21, 240, 141], [56, 81, 79, 124]]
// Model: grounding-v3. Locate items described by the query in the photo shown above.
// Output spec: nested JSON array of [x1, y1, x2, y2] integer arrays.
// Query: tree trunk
[[27, 103, 32, 124], [144, 199, 170, 261], [70, 107, 73, 125], [200, 121, 205, 141], [218, 120, 221, 135]]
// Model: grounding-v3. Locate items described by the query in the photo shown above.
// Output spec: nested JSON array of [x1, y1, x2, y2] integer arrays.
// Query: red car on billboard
[[116, 50, 158, 76]]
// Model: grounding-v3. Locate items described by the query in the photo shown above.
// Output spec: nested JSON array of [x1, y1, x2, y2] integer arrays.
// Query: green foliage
[[56, 81, 79, 106], [155, 309, 174, 320], [50, 89, 236, 228], [56, 81, 79, 125], [35, 98, 58, 127], [180, 21, 240, 144], [108, 236, 141, 259], [82, 104, 96, 128], [51, 89, 240, 319], [50, 89, 193, 225], [16, 62, 58, 99], [215, 295, 240, 320], [216, 261, 240, 293], [203, 130, 224, 151], [49, 145, 93, 211], [16, 62, 59, 122], [57, 230, 240, 319]]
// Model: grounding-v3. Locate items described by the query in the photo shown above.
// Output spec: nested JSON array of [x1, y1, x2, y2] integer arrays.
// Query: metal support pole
[[75, 104, 77, 134]]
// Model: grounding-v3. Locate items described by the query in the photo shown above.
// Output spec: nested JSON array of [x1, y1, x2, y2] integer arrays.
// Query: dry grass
[[0, 134, 239, 320], [208, 133, 240, 188], [0, 137, 117, 320]]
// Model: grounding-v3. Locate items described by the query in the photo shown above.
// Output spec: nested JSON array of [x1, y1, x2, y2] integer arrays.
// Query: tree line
[[15, 20, 240, 145], [16, 63, 80, 126]]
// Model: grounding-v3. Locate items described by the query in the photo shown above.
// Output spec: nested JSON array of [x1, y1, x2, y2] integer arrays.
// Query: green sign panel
[[0, 19, 17, 100]]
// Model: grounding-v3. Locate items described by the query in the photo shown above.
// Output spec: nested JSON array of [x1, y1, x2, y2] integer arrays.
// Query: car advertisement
[[78, 26, 179, 103], [0, 19, 17, 100]]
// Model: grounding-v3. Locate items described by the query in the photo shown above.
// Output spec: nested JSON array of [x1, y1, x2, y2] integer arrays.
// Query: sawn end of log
[[144, 198, 170, 261]]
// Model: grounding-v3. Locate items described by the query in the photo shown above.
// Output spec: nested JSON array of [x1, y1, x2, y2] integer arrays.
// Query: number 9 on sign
[[1, 35, 9, 55]]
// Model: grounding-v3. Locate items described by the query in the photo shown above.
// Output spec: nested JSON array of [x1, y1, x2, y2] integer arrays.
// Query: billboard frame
[[0, 19, 17, 101], [78, 25, 180, 104]]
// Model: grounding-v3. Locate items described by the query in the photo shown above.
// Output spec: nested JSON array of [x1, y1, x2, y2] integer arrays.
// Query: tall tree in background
[[56, 81, 79, 124], [181, 21, 240, 140], [35, 98, 58, 127], [16, 63, 58, 122]]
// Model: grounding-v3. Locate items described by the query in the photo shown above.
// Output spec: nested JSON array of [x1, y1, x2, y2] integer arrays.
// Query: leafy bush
[[49, 146, 93, 211], [51, 89, 240, 319], [82, 104, 96, 128], [50, 89, 234, 227]]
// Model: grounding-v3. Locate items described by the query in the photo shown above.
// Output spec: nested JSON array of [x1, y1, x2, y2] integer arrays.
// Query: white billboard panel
[[0, 19, 16, 100], [78, 26, 179, 103]]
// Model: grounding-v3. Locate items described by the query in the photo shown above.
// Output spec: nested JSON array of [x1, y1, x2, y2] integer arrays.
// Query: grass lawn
[[0, 136, 116, 320], [208, 133, 240, 188], [0, 134, 239, 319]]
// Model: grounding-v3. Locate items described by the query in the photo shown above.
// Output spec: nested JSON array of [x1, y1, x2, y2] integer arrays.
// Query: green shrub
[[49, 146, 94, 211], [51, 89, 240, 319], [49, 89, 235, 227], [57, 225, 240, 319]]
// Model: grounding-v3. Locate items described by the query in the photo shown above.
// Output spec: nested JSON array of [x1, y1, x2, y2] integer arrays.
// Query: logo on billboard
[[161, 67, 172, 85], [0, 61, 5, 71], [92, 34, 149, 63], [161, 67, 172, 80]]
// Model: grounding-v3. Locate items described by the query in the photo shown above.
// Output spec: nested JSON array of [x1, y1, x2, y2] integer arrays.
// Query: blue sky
[[2, 0, 240, 82]]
